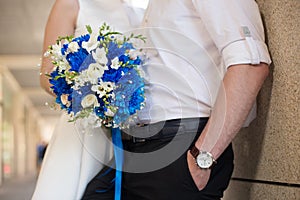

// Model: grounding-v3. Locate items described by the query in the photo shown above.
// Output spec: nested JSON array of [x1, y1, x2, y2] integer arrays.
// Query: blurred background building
[[0, 0, 299, 199], [0, 0, 58, 192]]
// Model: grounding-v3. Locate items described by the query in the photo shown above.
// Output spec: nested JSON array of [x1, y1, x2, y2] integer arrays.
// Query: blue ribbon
[[112, 127, 123, 200]]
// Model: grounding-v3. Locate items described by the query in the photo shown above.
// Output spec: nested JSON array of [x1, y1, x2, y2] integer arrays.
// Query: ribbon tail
[[112, 127, 123, 200]]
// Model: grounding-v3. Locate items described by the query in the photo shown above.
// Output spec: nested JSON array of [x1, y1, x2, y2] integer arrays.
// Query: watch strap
[[190, 145, 199, 159]]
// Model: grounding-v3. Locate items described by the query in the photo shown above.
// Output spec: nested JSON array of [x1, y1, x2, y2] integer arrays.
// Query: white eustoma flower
[[91, 82, 115, 98], [92, 47, 108, 65], [87, 63, 108, 84], [111, 57, 120, 69], [82, 32, 99, 53], [81, 94, 99, 108], [68, 42, 80, 53]]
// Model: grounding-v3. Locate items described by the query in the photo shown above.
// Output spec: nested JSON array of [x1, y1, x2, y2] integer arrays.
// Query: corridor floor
[[0, 173, 36, 200]]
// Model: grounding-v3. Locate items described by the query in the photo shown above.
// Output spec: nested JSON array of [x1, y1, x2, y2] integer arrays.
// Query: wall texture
[[224, 0, 300, 199]]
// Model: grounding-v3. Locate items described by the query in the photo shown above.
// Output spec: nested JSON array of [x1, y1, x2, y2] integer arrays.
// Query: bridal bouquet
[[46, 23, 146, 129]]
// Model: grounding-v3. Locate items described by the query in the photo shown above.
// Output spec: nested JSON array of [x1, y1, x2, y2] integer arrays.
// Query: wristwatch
[[190, 145, 216, 169]]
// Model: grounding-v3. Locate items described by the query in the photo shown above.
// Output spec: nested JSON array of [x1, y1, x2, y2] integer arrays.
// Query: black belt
[[122, 118, 209, 143]]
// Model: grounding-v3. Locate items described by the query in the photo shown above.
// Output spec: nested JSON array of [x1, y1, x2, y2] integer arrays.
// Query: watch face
[[196, 151, 213, 169]]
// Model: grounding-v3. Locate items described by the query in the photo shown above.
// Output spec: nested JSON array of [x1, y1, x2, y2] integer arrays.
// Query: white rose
[[111, 57, 120, 69], [92, 47, 108, 65], [68, 42, 80, 53], [81, 94, 99, 108]]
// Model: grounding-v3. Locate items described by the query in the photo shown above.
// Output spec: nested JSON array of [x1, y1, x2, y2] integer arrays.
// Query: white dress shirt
[[137, 0, 271, 126]]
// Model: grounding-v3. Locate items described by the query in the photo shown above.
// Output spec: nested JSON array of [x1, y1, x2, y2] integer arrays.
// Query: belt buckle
[[132, 137, 146, 143], [136, 123, 148, 127]]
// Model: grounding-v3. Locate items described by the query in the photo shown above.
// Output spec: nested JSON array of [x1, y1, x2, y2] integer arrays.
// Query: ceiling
[[0, 0, 59, 122]]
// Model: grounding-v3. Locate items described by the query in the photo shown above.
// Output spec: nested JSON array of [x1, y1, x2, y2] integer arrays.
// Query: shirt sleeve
[[192, 0, 271, 68]]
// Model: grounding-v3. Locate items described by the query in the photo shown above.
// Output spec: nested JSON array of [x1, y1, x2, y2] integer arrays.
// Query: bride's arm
[[40, 0, 79, 95]]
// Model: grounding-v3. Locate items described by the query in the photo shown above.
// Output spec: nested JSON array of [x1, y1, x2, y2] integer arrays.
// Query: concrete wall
[[224, 0, 300, 199]]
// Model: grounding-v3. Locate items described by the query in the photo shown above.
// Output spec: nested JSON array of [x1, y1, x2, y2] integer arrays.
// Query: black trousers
[[82, 118, 234, 200]]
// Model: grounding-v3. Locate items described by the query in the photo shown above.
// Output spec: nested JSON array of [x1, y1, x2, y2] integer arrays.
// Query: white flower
[[68, 42, 80, 53], [111, 57, 120, 69], [57, 59, 69, 71], [82, 32, 99, 53], [128, 49, 139, 60], [108, 92, 115, 100], [78, 113, 102, 131], [92, 47, 108, 65], [73, 71, 88, 89], [81, 94, 99, 108], [87, 63, 108, 84], [51, 43, 64, 60], [60, 94, 70, 107], [105, 108, 115, 117], [91, 81, 115, 98]]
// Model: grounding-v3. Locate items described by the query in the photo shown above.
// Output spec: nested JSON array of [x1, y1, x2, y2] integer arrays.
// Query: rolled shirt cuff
[[222, 39, 272, 68]]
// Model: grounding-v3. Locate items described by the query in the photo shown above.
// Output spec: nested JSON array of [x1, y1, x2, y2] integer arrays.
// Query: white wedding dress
[[32, 1, 148, 199]]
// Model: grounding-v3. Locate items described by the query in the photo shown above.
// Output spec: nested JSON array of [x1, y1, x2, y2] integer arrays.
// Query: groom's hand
[[187, 151, 211, 190]]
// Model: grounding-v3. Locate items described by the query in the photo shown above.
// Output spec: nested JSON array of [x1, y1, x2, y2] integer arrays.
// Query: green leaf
[[86, 25, 92, 34]]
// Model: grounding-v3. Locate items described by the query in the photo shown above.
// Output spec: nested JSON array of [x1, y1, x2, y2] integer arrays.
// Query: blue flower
[[102, 67, 131, 83], [66, 48, 89, 72], [111, 68, 145, 124], [47, 24, 146, 128], [122, 42, 134, 50], [49, 69, 73, 113], [94, 100, 106, 118], [119, 55, 130, 63], [130, 89, 144, 114], [77, 54, 96, 72], [72, 34, 90, 46], [71, 84, 94, 114], [106, 42, 126, 62], [61, 44, 69, 55]]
